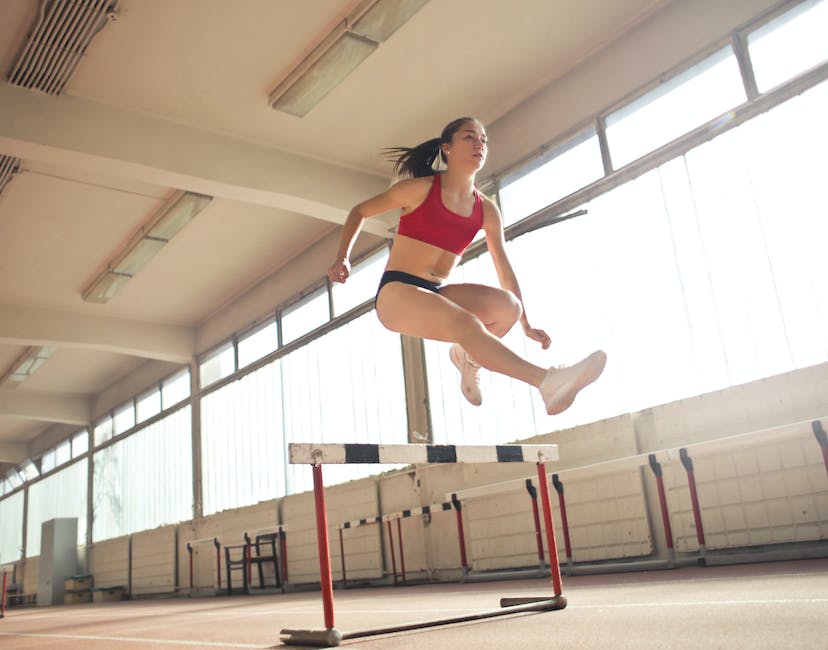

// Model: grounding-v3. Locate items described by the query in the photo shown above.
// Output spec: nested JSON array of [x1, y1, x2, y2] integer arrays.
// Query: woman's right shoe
[[539, 350, 607, 415]]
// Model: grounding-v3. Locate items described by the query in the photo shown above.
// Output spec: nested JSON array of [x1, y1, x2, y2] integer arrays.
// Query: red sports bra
[[396, 174, 483, 255]]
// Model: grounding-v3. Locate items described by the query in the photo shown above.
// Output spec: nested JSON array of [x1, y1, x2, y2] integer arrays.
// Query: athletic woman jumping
[[328, 117, 606, 415]]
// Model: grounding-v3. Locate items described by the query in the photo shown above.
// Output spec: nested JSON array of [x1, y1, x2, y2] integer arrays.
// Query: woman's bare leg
[[376, 281, 607, 415], [376, 282, 547, 386]]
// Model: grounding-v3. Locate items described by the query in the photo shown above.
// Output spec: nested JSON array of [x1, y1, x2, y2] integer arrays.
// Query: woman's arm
[[328, 177, 430, 283], [481, 197, 551, 349]]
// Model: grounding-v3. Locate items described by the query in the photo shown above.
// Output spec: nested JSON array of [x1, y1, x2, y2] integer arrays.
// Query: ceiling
[[0, 0, 671, 472]]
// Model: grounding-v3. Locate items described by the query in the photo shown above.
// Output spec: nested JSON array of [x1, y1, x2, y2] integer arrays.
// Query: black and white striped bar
[[289, 443, 558, 466], [341, 501, 456, 530]]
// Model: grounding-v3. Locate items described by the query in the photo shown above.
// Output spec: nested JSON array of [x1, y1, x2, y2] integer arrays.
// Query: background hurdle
[[281, 443, 565, 648], [184, 537, 221, 594]]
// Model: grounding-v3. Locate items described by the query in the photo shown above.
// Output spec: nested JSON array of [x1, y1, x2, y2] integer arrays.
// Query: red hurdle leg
[[552, 474, 573, 565], [312, 463, 336, 630], [386, 520, 398, 584], [338, 528, 347, 587], [279, 530, 289, 585], [451, 494, 469, 573], [648, 454, 675, 559], [1, 570, 7, 618], [396, 518, 406, 583], [187, 544, 194, 590], [536, 462, 563, 596], [214, 538, 221, 589], [525, 479, 545, 565], [680, 449, 706, 552]]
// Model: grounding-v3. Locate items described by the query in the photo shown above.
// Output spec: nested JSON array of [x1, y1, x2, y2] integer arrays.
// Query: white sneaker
[[539, 350, 607, 415], [450, 344, 482, 406]]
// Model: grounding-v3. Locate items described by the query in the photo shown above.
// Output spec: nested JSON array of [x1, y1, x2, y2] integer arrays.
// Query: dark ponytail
[[384, 116, 479, 178]]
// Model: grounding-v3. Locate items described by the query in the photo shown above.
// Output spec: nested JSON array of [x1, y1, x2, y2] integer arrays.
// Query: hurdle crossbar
[[280, 442, 564, 647]]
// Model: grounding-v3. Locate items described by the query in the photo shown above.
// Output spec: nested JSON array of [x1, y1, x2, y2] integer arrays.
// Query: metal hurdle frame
[[185, 537, 221, 594], [280, 443, 566, 648]]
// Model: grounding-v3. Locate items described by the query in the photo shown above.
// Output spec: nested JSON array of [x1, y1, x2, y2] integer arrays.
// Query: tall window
[[200, 311, 406, 512], [0, 491, 24, 563], [26, 460, 88, 555], [93, 407, 193, 541]]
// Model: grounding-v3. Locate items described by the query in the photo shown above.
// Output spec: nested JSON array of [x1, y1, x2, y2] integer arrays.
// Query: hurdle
[[185, 537, 221, 594], [280, 442, 566, 648]]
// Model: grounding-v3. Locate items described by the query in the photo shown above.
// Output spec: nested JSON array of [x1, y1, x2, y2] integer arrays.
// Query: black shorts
[[375, 271, 443, 306]]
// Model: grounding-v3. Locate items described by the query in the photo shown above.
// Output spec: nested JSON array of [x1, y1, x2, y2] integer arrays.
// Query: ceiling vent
[[0, 155, 22, 196], [7, 0, 120, 95]]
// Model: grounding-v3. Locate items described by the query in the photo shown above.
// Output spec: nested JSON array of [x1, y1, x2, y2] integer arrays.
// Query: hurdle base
[[279, 627, 342, 647], [500, 595, 566, 609]]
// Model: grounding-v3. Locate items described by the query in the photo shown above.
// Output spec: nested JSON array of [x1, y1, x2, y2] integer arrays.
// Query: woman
[[328, 117, 606, 415]]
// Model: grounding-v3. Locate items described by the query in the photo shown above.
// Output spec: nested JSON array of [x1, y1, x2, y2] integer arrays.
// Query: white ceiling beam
[[0, 390, 91, 426], [0, 302, 194, 363], [0, 441, 27, 463], [0, 83, 395, 237]]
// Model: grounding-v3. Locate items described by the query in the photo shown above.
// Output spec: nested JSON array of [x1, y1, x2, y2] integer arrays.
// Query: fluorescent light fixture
[[351, 0, 429, 41], [83, 190, 212, 304], [270, 0, 429, 116], [1, 345, 56, 386]]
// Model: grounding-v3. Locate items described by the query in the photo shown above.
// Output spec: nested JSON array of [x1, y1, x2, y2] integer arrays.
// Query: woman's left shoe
[[539, 350, 607, 415]]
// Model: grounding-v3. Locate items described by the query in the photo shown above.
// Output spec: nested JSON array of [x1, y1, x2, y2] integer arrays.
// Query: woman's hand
[[523, 323, 551, 349], [327, 258, 351, 283]]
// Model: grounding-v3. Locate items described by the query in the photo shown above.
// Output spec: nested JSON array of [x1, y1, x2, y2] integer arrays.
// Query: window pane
[[20, 459, 39, 481], [136, 389, 162, 423], [72, 430, 89, 457], [94, 416, 113, 446], [331, 248, 388, 316], [54, 440, 71, 466], [113, 403, 135, 436], [500, 130, 603, 225], [162, 369, 190, 407], [199, 343, 235, 388], [606, 46, 745, 168], [41, 449, 56, 473], [749, 0, 828, 93], [238, 320, 279, 368], [281, 287, 330, 345]]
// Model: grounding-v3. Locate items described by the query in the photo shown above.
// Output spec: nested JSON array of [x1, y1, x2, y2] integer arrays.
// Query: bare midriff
[[385, 234, 460, 283]]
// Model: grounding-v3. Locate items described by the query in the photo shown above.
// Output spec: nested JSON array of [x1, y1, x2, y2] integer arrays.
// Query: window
[[94, 416, 113, 446], [605, 46, 745, 168], [281, 287, 330, 345], [20, 459, 39, 481], [238, 320, 279, 368], [331, 248, 388, 316], [136, 388, 161, 423], [54, 439, 71, 466], [72, 430, 89, 457], [93, 408, 193, 541], [113, 403, 136, 436], [162, 369, 190, 407], [199, 343, 235, 388], [499, 129, 604, 225], [748, 0, 828, 93]]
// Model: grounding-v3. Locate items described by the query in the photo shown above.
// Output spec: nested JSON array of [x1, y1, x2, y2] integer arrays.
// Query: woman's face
[[444, 120, 488, 171]]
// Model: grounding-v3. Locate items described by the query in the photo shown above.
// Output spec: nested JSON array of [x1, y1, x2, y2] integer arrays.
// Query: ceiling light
[[269, 0, 429, 117], [1, 346, 56, 387], [351, 0, 429, 41], [82, 190, 212, 304]]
